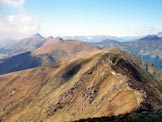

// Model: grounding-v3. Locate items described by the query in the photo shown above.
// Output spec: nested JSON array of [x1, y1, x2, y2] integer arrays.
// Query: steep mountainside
[[0, 38, 99, 74], [0, 48, 162, 122]]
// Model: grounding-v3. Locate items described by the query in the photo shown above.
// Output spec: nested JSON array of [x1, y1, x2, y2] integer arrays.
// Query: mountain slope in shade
[[0, 48, 162, 122], [75, 110, 162, 122], [0, 38, 99, 74], [0, 33, 45, 58], [0, 52, 42, 74]]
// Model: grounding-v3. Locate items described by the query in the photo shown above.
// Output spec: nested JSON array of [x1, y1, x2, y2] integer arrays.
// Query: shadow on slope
[[74, 109, 162, 122], [0, 52, 42, 74]]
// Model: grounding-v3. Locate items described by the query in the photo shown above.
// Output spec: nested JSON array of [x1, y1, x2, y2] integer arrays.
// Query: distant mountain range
[[1, 32, 162, 75], [92, 34, 162, 69], [91, 39, 123, 49], [63, 35, 123, 42], [139, 34, 162, 41], [63, 35, 143, 42], [0, 39, 17, 48], [63, 32, 162, 42]]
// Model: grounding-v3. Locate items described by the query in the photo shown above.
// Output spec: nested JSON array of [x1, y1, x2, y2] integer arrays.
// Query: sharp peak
[[31, 33, 44, 38]]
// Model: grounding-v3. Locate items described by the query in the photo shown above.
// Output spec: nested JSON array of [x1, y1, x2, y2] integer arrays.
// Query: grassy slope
[[0, 48, 162, 122], [33, 38, 99, 62]]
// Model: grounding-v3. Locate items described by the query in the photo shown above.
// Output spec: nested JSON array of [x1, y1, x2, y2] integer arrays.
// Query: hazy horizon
[[0, 0, 162, 40]]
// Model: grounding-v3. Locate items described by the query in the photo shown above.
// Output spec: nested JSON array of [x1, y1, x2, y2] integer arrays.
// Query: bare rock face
[[0, 48, 162, 122]]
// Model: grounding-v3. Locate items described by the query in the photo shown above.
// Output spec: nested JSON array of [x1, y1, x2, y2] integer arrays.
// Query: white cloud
[[8, 15, 14, 21], [8, 14, 40, 33], [0, 14, 40, 39], [2, 0, 26, 7], [134, 26, 161, 36], [0, 0, 41, 40]]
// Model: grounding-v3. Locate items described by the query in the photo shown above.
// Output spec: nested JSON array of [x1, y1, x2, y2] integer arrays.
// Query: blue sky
[[0, 0, 162, 39]]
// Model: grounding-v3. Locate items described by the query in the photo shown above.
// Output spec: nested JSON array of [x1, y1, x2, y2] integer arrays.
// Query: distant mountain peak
[[157, 32, 162, 34], [31, 33, 44, 39], [93, 39, 122, 49], [157, 32, 162, 37], [139, 34, 161, 41]]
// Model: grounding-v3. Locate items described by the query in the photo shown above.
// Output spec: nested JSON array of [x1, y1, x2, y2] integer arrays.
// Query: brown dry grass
[[33, 38, 99, 62], [0, 48, 161, 122]]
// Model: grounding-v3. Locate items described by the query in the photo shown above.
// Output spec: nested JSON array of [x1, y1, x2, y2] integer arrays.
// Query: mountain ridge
[[0, 48, 162, 122]]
